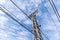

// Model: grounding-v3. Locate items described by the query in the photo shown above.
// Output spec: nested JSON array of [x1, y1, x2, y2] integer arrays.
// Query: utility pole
[[29, 9, 43, 40]]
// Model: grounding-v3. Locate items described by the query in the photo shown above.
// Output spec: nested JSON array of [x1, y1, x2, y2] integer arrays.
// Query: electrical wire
[[0, 0, 50, 40], [10, 0, 50, 40], [0, 5, 42, 39], [40, 1, 60, 40], [41, 1, 60, 32], [46, 7, 60, 32], [48, 0, 60, 22], [10, 0, 39, 20], [39, 0, 60, 39], [0, 5, 49, 40], [50, 0, 60, 17], [0, 4, 32, 31], [10, 0, 31, 20], [40, 30, 49, 40], [46, 0, 60, 32], [0, 7, 35, 36], [0, 5, 31, 35]]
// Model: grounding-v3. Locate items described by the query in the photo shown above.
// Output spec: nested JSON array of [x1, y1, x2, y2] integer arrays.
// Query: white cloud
[[17, 2, 26, 10], [10, 26, 20, 30], [48, 32, 59, 40], [19, 31, 30, 36], [24, 19, 32, 25], [31, 0, 41, 3], [1, 0, 60, 40], [53, 0, 60, 5], [13, 0, 26, 10], [13, 0, 42, 10], [17, 37, 29, 40], [0, 29, 8, 38], [44, 2, 51, 8], [31, 0, 41, 7], [0, 0, 6, 4], [0, 16, 8, 25], [16, 13, 26, 20], [58, 9, 60, 15], [40, 11, 60, 40], [17, 31, 30, 40]]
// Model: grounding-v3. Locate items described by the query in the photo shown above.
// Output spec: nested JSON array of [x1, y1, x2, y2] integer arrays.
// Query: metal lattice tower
[[29, 9, 43, 40]]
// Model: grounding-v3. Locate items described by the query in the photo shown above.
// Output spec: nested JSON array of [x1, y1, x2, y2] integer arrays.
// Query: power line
[[10, 0, 31, 20], [48, 0, 60, 22], [51, 0, 60, 17], [0, 7, 34, 35], [49, 0, 59, 18], [10, 0, 59, 32], [41, 0, 60, 35], [10, 0, 50, 39], [37, 0, 60, 39], [0, 4, 42, 39], [0, 4, 32, 31], [0, 0, 50, 39], [47, 0, 60, 32], [40, 30, 49, 40], [0, 6, 49, 40], [46, 9, 59, 32], [0, 5, 31, 33], [10, 0, 33, 29]]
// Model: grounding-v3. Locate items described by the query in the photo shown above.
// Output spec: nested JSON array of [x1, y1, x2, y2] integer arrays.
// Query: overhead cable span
[[0, 7, 35, 36], [0, 4, 32, 31], [48, 0, 60, 22], [10, 0, 31, 20], [10, 0, 50, 39]]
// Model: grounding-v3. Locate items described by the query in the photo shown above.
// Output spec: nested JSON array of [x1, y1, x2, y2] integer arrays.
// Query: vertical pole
[[31, 10, 43, 40]]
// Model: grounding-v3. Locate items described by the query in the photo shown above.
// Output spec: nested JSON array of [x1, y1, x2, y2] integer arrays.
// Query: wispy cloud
[[39, 0, 60, 40], [0, 0, 60, 40], [0, 0, 6, 4], [0, 16, 8, 25]]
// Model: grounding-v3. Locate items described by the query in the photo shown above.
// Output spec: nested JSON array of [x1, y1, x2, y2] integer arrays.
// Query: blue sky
[[0, 0, 60, 40]]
